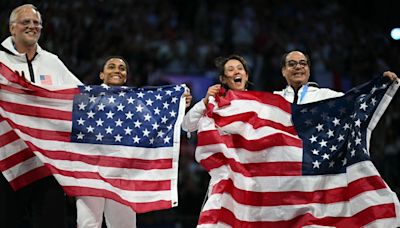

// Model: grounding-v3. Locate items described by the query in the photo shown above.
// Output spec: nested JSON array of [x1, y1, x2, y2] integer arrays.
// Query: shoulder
[[311, 87, 344, 98], [38, 48, 60, 59], [273, 90, 284, 96], [37, 48, 68, 67], [273, 86, 291, 96]]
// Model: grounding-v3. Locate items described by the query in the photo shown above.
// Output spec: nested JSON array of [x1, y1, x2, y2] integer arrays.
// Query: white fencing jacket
[[273, 82, 344, 104], [0, 36, 81, 86]]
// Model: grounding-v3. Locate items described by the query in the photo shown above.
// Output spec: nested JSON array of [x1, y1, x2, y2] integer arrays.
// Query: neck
[[14, 41, 37, 60], [290, 82, 305, 93]]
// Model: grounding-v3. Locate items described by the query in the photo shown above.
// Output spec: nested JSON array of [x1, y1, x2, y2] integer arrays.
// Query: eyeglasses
[[286, 60, 308, 68], [13, 19, 42, 29]]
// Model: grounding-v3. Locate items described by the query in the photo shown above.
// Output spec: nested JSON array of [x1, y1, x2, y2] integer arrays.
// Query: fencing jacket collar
[[285, 82, 320, 103], [1, 36, 42, 57]]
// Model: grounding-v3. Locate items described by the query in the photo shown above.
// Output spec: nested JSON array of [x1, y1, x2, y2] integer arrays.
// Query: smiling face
[[281, 51, 310, 90], [100, 58, 127, 86], [9, 6, 42, 50], [219, 59, 249, 91]]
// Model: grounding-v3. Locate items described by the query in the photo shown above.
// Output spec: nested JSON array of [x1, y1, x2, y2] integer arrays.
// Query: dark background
[[1, 1, 399, 227]]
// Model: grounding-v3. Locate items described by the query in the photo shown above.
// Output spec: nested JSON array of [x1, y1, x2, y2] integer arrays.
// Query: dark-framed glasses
[[286, 60, 308, 68]]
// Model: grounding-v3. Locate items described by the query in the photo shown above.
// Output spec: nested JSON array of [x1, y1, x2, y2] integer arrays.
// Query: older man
[[274, 50, 398, 104], [0, 4, 81, 228]]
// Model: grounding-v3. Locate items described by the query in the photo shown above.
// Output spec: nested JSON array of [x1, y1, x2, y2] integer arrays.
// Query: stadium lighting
[[390, 28, 400, 40]]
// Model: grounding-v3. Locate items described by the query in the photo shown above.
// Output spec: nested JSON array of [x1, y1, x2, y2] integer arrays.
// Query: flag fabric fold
[[195, 77, 400, 227], [0, 62, 186, 213]]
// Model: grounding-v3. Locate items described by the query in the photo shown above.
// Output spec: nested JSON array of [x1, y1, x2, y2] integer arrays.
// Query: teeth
[[234, 76, 242, 83]]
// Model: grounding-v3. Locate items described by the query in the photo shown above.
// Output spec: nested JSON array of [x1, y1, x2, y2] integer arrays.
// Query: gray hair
[[9, 4, 42, 25]]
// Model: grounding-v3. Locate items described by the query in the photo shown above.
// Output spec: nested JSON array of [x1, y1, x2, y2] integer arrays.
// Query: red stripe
[[0, 129, 36, 171], [63, 186, 173, 213], [0, 83, 77, 100], [28, 142, 173, 170], [199, 152, 302, 176], [0, 127, 18, 147], [0, 63, 79, 99], [212, 112, 297, 135], [44, 163, 171, 191], [198, 203, 397, 227], [0, 148, 34, 171], [2, 116, 70, 141], [348, 175, 388, 198], [215, 90, 292, 114], [197, 130, 302, 151], [8, 165, 51, 190], [210, 176, 388, 206], [0, 100, 72, 120]]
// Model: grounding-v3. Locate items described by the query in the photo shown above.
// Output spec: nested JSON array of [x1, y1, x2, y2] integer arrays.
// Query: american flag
[[195, 77, 400, 227], [39, 74, 53, 85], [0, 62, 186, 213]]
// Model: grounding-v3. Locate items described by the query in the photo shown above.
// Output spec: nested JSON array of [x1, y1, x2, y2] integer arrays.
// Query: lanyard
[[298, 84, 308, 103]]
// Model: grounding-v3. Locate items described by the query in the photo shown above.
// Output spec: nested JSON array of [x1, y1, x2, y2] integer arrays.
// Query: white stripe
[[366, 81, 399, 153], [0, 120, 12, 134], [197, 116, 299, 147], [35, 152, 176, 180], [197, 223, 231, 228], [0, 138, 28, 160], [207, 161, 381, 192], [196, 144, 303, 163], [170, 95, 187, 209], [199, 119, 298, 140], [0, 76, 27, 90], [2, 156, 44, 181], [0, 89, 73, 111], [368, 81, 399, 131], [16, 130, 175, 160], [56, 175, 172, 203], [214, 100, 292, 126], [0, 107, 72, 132], [202, 188, 397, 222]]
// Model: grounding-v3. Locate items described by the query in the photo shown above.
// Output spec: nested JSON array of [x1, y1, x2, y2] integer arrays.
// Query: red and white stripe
[[195, 91, 400, 227]]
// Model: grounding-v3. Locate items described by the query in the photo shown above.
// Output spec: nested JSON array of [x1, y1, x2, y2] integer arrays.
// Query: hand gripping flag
[[0, 62, 186, 213], [195, 77, 400, 227]]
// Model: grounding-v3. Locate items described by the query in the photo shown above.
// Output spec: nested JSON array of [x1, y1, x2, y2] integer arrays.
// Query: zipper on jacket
[[26, 53, 38, 83]]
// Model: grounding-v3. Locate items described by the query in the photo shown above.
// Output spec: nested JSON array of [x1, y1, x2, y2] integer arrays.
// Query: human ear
[[219, 75, 226, 84]]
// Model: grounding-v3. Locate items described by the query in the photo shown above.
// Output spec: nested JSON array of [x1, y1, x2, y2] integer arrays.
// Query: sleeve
[[322, 88, 344, 99], [181, 99, 207, 133]]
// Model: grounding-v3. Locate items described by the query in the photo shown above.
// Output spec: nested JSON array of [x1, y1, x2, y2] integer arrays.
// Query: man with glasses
[[274, 50, 398, 103], [0, 4, 81, 85], [0, 4, 81, 228], [274, 50, 344, 104]]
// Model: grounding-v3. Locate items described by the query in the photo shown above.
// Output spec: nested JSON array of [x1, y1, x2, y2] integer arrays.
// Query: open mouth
[[234, 76, 242, 83]]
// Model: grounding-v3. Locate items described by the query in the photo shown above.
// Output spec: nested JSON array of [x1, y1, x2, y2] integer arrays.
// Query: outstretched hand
[[383, 71, 398, 82], [14, 70, 25, 78], [204, 84, 222, 106], [183, 90, 192, 108]]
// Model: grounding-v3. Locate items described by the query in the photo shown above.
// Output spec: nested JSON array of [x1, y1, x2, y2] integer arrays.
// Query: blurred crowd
[[1, 0, 399, 227]]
